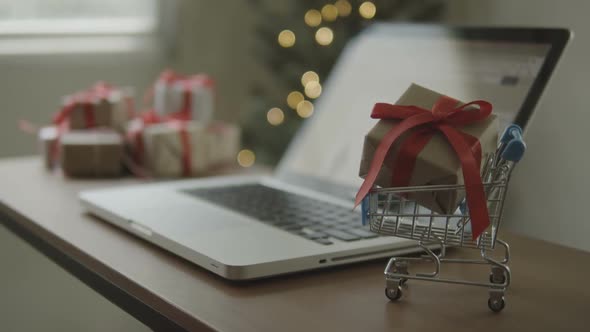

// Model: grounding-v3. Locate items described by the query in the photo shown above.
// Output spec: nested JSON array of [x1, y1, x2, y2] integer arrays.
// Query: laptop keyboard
[[183, 184, 378, 245]]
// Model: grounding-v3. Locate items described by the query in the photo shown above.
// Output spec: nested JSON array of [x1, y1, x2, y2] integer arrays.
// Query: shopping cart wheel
[[488, 297, 505, 312], [489, 272, 506, 284], [489, 266, 507, 284], [385, 287, 402, 301]]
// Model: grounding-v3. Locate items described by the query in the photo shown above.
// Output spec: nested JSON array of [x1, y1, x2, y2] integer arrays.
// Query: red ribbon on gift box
[[53, 82, 126, 128], [354, 96, 493, 240], [167, 120, 193, 177], [53, 91, 93, 128], [126, 109, 195, 177], [143, 69, 185, 110], [178, 74, 216, 119]]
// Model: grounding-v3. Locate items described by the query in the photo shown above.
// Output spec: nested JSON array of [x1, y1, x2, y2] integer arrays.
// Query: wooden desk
[[1, 157, 588, 331]]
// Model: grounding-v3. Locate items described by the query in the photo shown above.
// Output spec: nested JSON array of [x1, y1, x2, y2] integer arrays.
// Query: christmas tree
[[239, 0, 444, 167]]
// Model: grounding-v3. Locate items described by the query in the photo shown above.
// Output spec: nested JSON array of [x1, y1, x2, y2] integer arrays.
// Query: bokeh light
[[315, 27, 334, 46], [296, 100, 314, 118], [287, 91, 305, 109], [321, 4, 338, 22], [304, 81, 322, 99], [301, 70, 320, 88], [277, 29, 296, 47], [335, 0, 352, 17], [359, 2, 376, 19], [304, 9, 322, 27], [237, 149, 255, 167], [266, 107, 285, 126]]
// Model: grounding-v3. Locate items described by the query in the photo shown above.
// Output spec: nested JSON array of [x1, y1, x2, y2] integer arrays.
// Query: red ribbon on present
[[166, 120, 193, 177], [81, 94, 97, 128], [143, 69, 185, 109], [180, 79, 193, 118], [53, 82, 117, 128], [178, 74, 216, 119], [126, 111, 194, 177], [354, 96, 493, 240]]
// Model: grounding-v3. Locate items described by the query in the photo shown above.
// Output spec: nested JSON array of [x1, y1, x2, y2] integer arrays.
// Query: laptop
[[80, 24, 570, 280]]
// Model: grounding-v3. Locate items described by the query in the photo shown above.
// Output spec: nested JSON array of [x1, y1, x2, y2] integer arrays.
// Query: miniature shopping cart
[[361, 124, 526, 312]]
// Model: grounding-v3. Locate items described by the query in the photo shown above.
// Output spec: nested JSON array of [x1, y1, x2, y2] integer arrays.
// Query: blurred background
[[0, 0, 447, 166], [1, 0, 588, 331]]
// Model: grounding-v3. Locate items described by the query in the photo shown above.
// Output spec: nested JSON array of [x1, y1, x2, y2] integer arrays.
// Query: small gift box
[[38, 126, 59, 169], [60, 83, 134, 131], [171, 75, 215, 125], [60, 130, 124, 177], [357, 84, 498, 237], [205, 122, 241, 168], [141, 121, 208, 177]]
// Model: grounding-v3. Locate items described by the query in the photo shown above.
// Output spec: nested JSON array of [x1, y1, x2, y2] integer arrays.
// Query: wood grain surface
[[1, 156, 589, 331]]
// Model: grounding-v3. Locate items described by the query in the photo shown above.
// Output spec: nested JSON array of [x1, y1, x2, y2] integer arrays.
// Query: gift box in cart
[[360, 124, 526, 312]]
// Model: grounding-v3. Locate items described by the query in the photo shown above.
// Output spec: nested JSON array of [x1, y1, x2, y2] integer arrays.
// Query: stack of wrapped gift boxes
[[38, 71, 241, 178]]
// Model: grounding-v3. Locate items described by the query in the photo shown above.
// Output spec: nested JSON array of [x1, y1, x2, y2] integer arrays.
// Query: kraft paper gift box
[[170, 75, 215, 125], [205, 122, 241, 168], [38, 126, 59, 169], [358, 83, 499, 214], [60, 130, 124, 177], [66, 87, 134, 131], [142, 121, 208, 177]]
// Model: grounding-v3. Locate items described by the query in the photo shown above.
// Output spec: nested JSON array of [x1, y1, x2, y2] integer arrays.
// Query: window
[[0, 0, 158, 35]]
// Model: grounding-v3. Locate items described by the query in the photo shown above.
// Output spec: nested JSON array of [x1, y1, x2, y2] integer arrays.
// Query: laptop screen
[[278, 25, 564, 193]]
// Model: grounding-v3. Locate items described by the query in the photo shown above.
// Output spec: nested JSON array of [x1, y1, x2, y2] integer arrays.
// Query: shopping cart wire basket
[[361, 124, 526, 312]]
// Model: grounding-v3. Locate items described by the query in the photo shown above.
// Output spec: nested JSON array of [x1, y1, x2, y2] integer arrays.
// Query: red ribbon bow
[[166, 120, 193, 177], [354, 96, 493, 240]]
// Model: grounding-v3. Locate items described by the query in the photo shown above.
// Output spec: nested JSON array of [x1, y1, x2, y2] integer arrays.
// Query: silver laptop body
[[81, 24, 567, 280]]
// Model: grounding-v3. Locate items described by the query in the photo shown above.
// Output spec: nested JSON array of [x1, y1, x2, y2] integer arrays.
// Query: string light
[[296, 100, 314, 118], [315, 27, 334, 46], [321, 4, 338, 22], [359, 1, 376, 19], [304, 81, 322, 99], [266, 107, 285, 126], [335, 0, 352, 17], [287, 91, 305, 109], [277, 30, 296, 48], [237, 149, 255, 167], [304, 9, 322, 27], [301, 71, 320, 88]]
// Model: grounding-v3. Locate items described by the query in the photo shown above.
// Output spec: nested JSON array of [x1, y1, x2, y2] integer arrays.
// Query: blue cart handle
[[500, 124, 523, 144], [361, 196, 370, 225], [501, 136, 526, 162], [499, 124, 526, 162]]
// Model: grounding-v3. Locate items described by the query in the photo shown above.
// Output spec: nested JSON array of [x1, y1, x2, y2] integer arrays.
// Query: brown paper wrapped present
[[205, 122, 240, 168], [358, 83, 499, 214], [63, 84, 134, 131], [60, 130, 124, 177], [142, 121, 208, 177]]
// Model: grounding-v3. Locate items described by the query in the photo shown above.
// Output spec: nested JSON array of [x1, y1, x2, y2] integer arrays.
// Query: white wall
[[446, 0, 590, 251]]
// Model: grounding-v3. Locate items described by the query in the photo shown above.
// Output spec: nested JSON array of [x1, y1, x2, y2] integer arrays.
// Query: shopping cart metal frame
[[364, 125, 525, 312]]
